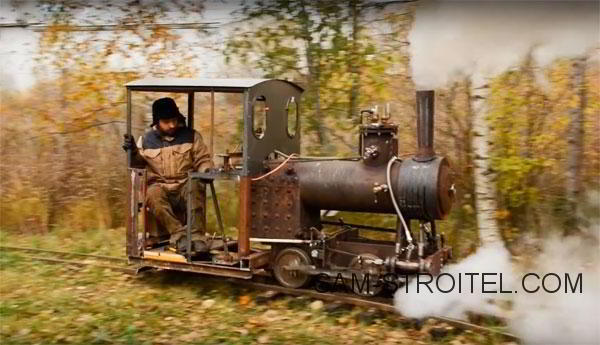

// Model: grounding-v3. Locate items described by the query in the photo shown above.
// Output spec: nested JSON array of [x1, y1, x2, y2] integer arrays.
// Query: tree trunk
[[471, 82, 502, 246], [565, 57, 586, 236], [299, 0, 328, 148], [519, 55, 538, 231], [348, 0, 360, 119]]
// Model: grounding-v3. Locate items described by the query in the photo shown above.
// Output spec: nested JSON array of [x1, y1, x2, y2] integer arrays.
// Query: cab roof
[[126, 77, 303, 93]]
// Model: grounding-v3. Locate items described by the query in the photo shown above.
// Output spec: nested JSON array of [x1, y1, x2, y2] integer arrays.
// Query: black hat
[[151, 97, 184, 127]]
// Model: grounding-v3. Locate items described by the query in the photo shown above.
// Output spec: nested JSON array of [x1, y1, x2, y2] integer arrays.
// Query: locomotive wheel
[[273, 247, 312, 289], [347, 253, 383, 297]]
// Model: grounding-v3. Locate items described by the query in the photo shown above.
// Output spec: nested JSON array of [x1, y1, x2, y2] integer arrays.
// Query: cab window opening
[[253, 95, 267, 139]]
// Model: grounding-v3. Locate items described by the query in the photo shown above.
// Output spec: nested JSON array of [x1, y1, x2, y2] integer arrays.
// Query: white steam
[[508, 236, 600, 345], [409, 1, 600, 88], [394, 190, 600, 344], [394, 243, 513, 320], [394, 236, 600, 344]]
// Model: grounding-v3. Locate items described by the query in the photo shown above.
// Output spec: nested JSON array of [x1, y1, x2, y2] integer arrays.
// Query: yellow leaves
[[238, 294, 252, 306], [462, 204, 474, 215], [495, 209, 511, 220]]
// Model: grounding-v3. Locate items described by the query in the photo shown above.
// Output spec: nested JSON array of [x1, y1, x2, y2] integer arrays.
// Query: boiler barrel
[[293, 158, 453, 220]]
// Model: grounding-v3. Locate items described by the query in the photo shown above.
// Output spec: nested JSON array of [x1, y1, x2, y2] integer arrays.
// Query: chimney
[[415, 90, 435, 161]]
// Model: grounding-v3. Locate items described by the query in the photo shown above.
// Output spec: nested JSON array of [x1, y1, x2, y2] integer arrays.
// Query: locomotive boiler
[[125, 78, 454, 297]]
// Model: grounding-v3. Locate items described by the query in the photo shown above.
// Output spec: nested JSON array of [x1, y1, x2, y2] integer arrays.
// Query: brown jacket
[[134, 126, 213, 191]]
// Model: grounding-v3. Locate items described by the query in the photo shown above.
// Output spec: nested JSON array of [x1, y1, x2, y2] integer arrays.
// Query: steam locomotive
[[125, 78, 454, 296]]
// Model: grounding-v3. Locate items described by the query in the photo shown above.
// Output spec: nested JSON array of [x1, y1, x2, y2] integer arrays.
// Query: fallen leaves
[[261, 309, 279, 322], [17, 328, 31, 336], [200, 299, 215, 309], [1, 233, 501, 345], [257, 334, 270, 344], [309, 300, 324, 311], [178, 331, 202, 342], [239, 294, 252, 306], [75, 313, 95, 323]]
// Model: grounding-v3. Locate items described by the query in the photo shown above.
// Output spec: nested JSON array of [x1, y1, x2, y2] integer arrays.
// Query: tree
[[224, 0, 412, 154], [565, 57, 586, 235], [471, 81, 502, 246], [0, 0, 207, 231]]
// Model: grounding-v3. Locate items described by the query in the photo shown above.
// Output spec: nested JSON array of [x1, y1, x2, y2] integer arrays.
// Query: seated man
[[123, 97, 214, 253]]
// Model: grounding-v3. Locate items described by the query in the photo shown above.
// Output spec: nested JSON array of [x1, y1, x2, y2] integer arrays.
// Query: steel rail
[[20, 255, 138, 274], [0, 245, 128, 263], [1, 245, 518, 341]]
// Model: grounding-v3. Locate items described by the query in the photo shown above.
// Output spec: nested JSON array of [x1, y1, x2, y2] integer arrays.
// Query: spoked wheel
[[273, 247, 312, 289], [346, 253, 383, 297]]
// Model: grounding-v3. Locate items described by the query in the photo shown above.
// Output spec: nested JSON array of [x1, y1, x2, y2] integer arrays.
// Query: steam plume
[[397, 3, 600, 344], [409, 1, 599, 88]]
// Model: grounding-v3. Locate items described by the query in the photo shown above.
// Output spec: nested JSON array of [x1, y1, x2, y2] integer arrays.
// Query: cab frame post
[[238, 176, 251, 257], [187, 91, 195, 129]]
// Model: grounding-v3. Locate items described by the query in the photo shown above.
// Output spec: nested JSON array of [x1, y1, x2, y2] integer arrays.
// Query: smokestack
[[415, 90, 435, 161]]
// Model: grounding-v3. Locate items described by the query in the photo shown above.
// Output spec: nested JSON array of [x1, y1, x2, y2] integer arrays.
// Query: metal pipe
[[395, 217, 404, 254], [126, 89, 132, 167], [394, 260, 419, 272], [415, 90, 435, 162], [418, 221, 425, 259], [387, 156, 412, 247], [186, 177, 192, 262], [209, 181, 228, 257], [238, 176, 251, 257], [320, 220, 396, 233]]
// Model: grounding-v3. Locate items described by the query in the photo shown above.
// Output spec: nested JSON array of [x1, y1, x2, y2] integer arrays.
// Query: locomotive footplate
[[131, 244, 272, 279], [129, 256, 254, 279]]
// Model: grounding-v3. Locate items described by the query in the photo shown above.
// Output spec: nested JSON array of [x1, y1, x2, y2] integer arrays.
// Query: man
[[123, 97, 213, 253]]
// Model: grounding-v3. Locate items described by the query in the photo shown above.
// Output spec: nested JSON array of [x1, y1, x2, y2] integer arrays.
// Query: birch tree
[[471, 82, 502, 246]]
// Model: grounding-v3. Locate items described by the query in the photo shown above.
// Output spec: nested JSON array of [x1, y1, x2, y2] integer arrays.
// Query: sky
[[409, 0, 599, 88], [1, 1, 599, 91], [0, 0, 241, 90]]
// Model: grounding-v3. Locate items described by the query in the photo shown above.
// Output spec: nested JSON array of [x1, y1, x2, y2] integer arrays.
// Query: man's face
[[157, 117, 179, 136]]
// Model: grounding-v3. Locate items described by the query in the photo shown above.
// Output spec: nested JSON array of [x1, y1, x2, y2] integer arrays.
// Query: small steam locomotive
[[125, 78, 454, 296]]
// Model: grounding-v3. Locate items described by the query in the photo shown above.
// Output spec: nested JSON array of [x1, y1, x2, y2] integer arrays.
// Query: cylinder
[[415, 90, 435, 162]]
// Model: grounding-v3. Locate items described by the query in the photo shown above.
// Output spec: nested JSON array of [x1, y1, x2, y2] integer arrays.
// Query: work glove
[[122, 134, 138, 153]]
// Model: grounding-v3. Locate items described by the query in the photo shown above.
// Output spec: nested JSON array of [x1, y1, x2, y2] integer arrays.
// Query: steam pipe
[[415, 90, 435, 162]]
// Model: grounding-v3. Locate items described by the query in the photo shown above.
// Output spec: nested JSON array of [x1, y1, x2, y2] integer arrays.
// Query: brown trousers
[[145, 182, 206, 240]]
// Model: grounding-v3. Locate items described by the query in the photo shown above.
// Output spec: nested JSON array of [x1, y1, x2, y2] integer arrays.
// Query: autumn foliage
[[0, 2, 598, 257]]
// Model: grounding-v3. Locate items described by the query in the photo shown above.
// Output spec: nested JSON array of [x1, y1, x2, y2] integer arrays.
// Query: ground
[[0, 229, 513, 345]]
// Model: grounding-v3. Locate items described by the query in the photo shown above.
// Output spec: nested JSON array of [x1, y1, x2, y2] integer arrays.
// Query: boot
[[172, 231, 209, 254], [168, 227, 187, 253], [146, 236, 168, 249], [192, 236, 209, 253]]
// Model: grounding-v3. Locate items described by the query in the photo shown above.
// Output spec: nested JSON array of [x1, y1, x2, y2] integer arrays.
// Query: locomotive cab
[[125, 78, 304, 279], [124, 78, 454, 296]]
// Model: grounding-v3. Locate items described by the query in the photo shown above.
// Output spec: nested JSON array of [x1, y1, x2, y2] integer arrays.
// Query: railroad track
[[0, 245, 136, 274], [0, 245, 518, 341]]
